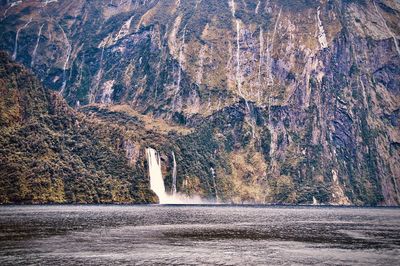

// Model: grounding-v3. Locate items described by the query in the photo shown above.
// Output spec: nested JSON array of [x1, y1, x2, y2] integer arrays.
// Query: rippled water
[[0, 205, 399, 265]]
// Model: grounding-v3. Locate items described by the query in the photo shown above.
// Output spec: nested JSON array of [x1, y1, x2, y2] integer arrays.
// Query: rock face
[[0, 0, 399, 205]]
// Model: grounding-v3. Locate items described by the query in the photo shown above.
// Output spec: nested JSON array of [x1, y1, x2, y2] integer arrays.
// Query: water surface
[[0, 205, 399, 265]]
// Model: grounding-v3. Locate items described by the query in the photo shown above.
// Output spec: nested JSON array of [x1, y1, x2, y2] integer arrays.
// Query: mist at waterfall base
[[146, 148, 204, 204]]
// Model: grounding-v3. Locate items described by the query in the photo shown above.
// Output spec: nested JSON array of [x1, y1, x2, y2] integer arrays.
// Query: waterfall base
[[157, 193, 204, 205]]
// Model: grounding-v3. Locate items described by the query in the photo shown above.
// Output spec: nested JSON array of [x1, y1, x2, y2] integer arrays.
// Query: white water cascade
[[31, 24, 44, 67], [316, 7, 328, 49], [255, 0, 260, 14], [3, 1, 22, 21], [173, 26, 186, 109], [146, 148, 203, 204], [12, 17, 32, 61], [258, 26, 264, 102], [235, 19, 243, 99], [171, 152, 177, 196], [313, 196, 319, 205], [229, 0, 236, 17], [234, 18, 251, 114], [211, 167, 219, 202], [146, 148, 168, 203], [176, 29, 185, 94], [58, 23, 72, 95]]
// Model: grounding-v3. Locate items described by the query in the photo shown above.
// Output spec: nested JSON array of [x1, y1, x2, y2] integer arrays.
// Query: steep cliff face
[[0, 0, 399, 205]]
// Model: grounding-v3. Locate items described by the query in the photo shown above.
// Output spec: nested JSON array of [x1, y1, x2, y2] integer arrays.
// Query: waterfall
[[58, 23, 72, 95], [255, 0, 260, 14], [235, 19, 251, 114], [229, 0, 249, 109], [90, 45, 106, 104], [316, 7, 328, 49], [177, 29, 185, 93], [258, 26, 263, 102], [145, 148, 203, 204], [235, 19, 244, 99], [12, 18, 32, 61], [235, 19, 254, 138], [195, 0, 201, 9], [172, 26, 186, 110], [44, 0, 59, 5], [31, 24, 44, 67], [3, 1, 22, 21], [265, 7, 282, 87], [146, 148, 169, 203], [229, 0, 236, 17], [313, 196, 319, 205], [171, 152, 177, 196], [196, 45, 206, 85], [211, 167, 219, 202]]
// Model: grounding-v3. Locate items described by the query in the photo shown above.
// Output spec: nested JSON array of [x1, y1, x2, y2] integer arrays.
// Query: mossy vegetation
[[0, 53, 156, 204]]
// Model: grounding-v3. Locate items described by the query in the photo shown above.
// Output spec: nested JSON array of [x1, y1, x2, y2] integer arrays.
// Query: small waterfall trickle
[[316, 7, 328, 49], [229, 0, 236, 17], [31, 24, 44, 67], [211, 167, 219, 202], [58, 23, 72, 95], [90, 45, 106, 104], [235, 19, 251, 115], [173, 26, 186, 109], [235, 19, 242, 98], [171, 152, 177, 196], [313, 196, 319, 205], [255, 0, 261, 14], [258, 26, 263, 102], [12, 18, 32, 61]]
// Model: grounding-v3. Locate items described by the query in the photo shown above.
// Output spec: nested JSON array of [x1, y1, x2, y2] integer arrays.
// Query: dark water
[[0, 205, 399, 265]]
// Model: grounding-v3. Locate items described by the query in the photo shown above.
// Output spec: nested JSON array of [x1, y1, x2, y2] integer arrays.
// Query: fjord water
[[0, 206, 399, 265]]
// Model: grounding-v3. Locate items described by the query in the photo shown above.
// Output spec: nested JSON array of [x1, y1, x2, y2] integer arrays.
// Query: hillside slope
[[0, 53, 157, 204]]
